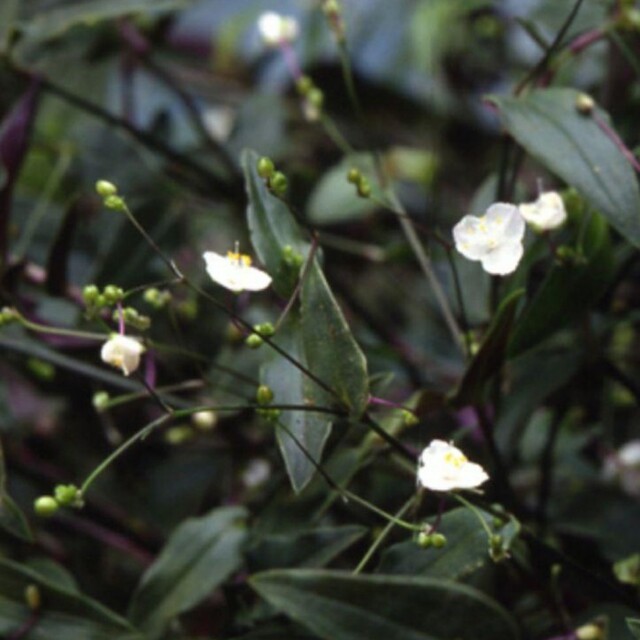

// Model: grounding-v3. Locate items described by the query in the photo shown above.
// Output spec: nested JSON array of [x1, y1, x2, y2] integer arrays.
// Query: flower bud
[[34, 496, 58, 517], [257, 384, 275, 406], [164, 425, 194, 445], [281, 245, 304, 268], [82, 284, 99, 305], [92, 391, 110, 411], [257, 407, 281, 422], [103, 285, 124, 305], [416, 531, 432, 548], [270, 171, 288, 196], [255, 322, 275, 337], [296, 75, 314, 96], [357, 178, 371, 198], [54, 484, 81, 507], [308, 88, 324, 110], [246, 334, 264, 349], [347, 168, 361, 184], [24, 584, 41, 610], [95, 180, 117, 197], [104, 195, 125, 211], [0, 307, 19, 326], [431, 533, 447, 548], [575, 93, 595, 115], [257, 157, 275, 179], [401, 409, 419, 427], [576, 623, 604, 640], [143, 287, 171, 309]]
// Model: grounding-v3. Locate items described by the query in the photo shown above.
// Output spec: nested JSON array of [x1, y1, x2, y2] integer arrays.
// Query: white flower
[[101, 334, 145, 376], [257, 12, 299, 47], [603, 440, 640, 497], [519, 191, 567, 231], [453, 203, 525, 276], [417, 440, 489, 492], [203, 248, 272, 293], [201, 106, 235, 143], [242, 458, 272, 489]]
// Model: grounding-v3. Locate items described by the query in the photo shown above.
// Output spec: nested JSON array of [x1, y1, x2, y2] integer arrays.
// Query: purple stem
[[279, 41, 303, 81], [117, 302, 125, 335], [592, 111, 640, 174]]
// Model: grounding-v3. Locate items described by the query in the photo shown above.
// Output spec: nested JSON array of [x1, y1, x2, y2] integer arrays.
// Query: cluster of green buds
[[296, 75, 324, 122], [256, 384, 281, 422], [322, 0, 345, 43], [257, 156, 288, 196], [95, 180, 126, 211], [83, 284, 124, 316], [143, 287, 172, 310], [416, 530, 447, 549], [347, 167, 372, 198], [281, 244, 304, 271], [112, 306, 151, 331], [401, 409, 419, 427], [34, 483, 83, 517], [0, 306, 20, 327], [245, 322, 275, 349]]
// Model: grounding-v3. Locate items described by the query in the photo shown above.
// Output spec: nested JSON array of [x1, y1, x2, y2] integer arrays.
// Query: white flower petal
[[101, 334, 145, 376], [484, 202, 523, 240], [453, 215, 495, 260], [519, 191, 567, 230], [480, 240, 523, 276], [203, 250, 272, 293], [417, 440, 488, 492], [257, 11, 298, 47]]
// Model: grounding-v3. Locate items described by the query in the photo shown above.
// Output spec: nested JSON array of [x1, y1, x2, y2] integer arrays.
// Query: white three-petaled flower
[[257, 12, 299, 47], [518, 191, 567, 231], [417, 440, 489, 492], [203, 248, 272, 293], [453, 203, 525, 275], [101, 334, 145, 376]]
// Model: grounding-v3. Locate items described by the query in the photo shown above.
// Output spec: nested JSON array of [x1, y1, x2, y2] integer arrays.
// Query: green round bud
[[82, 284, 99, 305], [575, 623, 604, 640], [417, 532, 432, 548], [34, 495, 59, 517], [347, 168, 361, 184], [257, 157, 276, 180], [255, 322, 275, 337], [92, 391, 110, 411], [104, 195, 125, 211], [103, 285, 124, 305], [270, 171, 288, 196], [0, 307, 19, 326], [164, 425, 194, 445], [490, 534, 503, 550], [94, 294, 107, 309], [431, 533, 447, 548], [256, 384, 275, 406], [24, 584, 41, 610], [323, 0, 341, 17], [281, 245, 304, 269], [357, 178, 371, 198], [308, 87, 324, 109], [257, 407, 281, 422], [95, 180, 117, 197], [54, 484, 80, 507], [246, 334, 264, 349], [296, 75, 314, 96]]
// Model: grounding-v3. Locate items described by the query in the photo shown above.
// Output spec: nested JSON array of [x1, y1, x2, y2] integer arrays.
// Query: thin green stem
[[343, 489, 419, 532], [319, 114, 354, 155], [353, 495, 416, 575], [16, 312, 107, 341], [337, 42, 363, 119], [452, 492, 493, 539], [80, 413, 173, 496]]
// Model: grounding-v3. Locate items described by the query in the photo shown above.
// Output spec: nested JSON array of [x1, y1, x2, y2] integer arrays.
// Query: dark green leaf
[[128, 506, 247, 637], [508, 213, 613, 356], [377, 507, 519, 579], [251, 569, 520, 640], [628, 618, 640, 639], [262, 311, 333, 492], [0, 439, 32, 541], [301, 262, 369, 417], [491, 88, 640, 247], [0, 559, 141, 640], [449, 289, 524, 406], [248, 526, 368, 572], [242, 148, 311, 298]]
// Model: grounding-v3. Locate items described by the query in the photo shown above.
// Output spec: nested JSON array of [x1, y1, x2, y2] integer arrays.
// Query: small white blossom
[[201, 106, 236, 143], [101, 334, 145, 376], [453, 203, 525, 276], [519, 191, 567, 231], [192, 410, 218, 431], [603, 440, 640, 498], [242, 459, 272, 488], [417, 440, 489, 492], [203, 248, 272, 293], [257, 12, 299, 47]]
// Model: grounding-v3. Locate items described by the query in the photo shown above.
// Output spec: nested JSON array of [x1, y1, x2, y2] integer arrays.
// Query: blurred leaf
[[248, 525, 367, 572], [250, 569, 520, 640], [628, 618, 640, 639], [128, 506, 247, 637], [46, 195, 82, 295], [0, 559, 142, 639], [0, 80, 42, 267], [301, 262, 369, 417], [0, 439, 32, 541], [20, 0, 190, 41], [0, 0, 18, 52], [25, 558, 79, 593], [450, 289, 524, 406], [377, 507, 519, 579], [306, 154, 380, 225], [509, 213, 613, 356], [262, 311, 333, 493], [242, 148, 311, 298], [491, 88, 640, 248]]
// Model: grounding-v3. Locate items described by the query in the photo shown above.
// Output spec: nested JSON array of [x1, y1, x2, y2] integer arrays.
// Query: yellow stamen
[[227, 251, 252, 267], [444, 451, 467, 468]]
